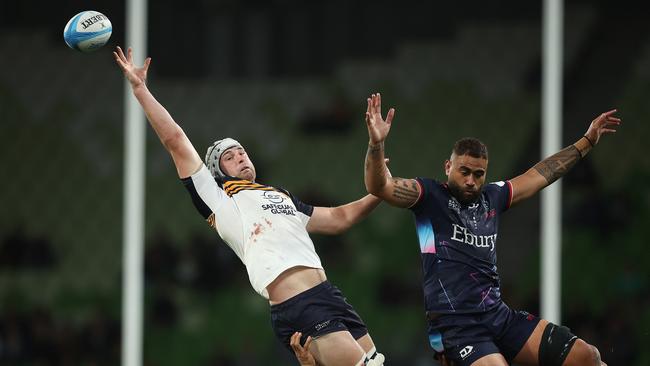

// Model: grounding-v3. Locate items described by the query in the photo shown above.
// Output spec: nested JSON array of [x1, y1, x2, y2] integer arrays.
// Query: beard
[[448, 180, 482, 205]]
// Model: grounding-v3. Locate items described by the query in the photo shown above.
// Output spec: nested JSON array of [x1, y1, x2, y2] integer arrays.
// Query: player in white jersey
[[114, 46, 384, 366]]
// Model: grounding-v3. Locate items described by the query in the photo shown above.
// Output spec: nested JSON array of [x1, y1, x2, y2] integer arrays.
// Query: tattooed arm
[[365, 142, 421, 208], [509, 110, 621, 206], [364, 93, 422, 208]]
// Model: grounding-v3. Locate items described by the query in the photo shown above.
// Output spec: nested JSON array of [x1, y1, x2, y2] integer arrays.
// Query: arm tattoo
[[533, 145, 581, 184], [367, 142, 383, 156], [391, 178, 419, 202], [366, 142, 384, 161], [365, 142, 385, 171]]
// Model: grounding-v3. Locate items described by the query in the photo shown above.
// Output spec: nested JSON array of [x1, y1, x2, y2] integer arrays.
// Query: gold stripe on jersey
[[223, 180, 280, 197], [229, 186, 276, 196]]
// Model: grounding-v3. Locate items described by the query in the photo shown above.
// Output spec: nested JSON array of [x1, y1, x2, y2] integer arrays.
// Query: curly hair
[[452, 137, 488, 159]]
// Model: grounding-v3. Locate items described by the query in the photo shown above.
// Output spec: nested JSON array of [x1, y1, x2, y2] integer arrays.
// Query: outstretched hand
[[290, 332, 315, 366], [365, 93, 395, 144], [584, 109, 621, 145], [113, 46, 151, 89]]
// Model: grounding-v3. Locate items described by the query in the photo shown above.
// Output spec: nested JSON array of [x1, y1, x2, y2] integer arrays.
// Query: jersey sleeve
[[274, 188, 313, 227], [285, 190, 314, 217], [486, 180, 513, 213], [181, 165, 228, 219], [409, 177, 433, 213]]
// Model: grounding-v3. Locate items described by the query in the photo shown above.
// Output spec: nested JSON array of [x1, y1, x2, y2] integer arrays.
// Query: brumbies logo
[[262, 191, 285, 204]]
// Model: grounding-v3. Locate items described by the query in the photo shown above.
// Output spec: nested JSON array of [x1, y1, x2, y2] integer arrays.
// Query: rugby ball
[[63, 11, 112, 52]]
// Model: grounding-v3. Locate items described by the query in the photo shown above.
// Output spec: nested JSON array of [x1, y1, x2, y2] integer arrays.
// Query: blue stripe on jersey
[[416, 216, 436, 254]]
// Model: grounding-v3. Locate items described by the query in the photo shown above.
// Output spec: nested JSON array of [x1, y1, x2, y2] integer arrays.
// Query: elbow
[[367, 186, 381, 197], [330, 225, 347, 235], [333, 219, 355, 235], [366, 184, 387, 200], [331, 209, 353, 235], [162, 129, 187, 152], [316, 222, 348, 236], [364, 180, 383, 197], [364, 180, 374, 194]]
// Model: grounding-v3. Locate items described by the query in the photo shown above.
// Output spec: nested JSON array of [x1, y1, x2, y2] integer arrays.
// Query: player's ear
[[444, 160, 452, 176]]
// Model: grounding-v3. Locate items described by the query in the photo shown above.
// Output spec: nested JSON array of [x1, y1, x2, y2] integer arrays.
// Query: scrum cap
[[205, 138, 242, 179]]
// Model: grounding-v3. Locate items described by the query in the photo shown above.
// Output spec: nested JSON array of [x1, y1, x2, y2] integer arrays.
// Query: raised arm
[[306, 194, 381, 235], [509, 110, 621, 206], [113, 46, 203, 178], [364, 93, 421, 208]]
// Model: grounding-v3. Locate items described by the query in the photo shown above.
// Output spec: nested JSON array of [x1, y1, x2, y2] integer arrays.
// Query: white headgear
[[205, 137, 242, 179]]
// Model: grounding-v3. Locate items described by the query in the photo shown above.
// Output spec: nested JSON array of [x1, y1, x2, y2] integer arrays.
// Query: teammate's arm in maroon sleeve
[[509, 110, 621, 206]]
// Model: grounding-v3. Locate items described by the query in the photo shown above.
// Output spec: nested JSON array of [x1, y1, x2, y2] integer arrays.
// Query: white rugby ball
[[63, 11, 112, 53]]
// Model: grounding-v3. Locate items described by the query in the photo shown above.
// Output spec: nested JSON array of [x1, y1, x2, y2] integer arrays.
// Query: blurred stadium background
[[1, 0, 649, 365]]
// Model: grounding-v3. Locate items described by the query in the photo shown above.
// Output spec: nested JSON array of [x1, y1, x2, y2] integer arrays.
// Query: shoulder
[[181, 164, 224, 190], [415, 177, 446, 196], [415, 177, 441, 188], [273, 186, 314, 217], [410, 177, 447, 211], [484, 180, 512, 193], [483, 180, 513, 210], [265, 183, 307, 205]]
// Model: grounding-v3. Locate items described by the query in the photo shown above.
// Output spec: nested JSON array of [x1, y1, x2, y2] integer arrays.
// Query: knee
[[589, 344, 603, 365], [566, 339, 602, 366], [588, 343, 603, 365]]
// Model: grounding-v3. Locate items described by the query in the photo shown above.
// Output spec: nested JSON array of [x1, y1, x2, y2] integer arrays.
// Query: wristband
[[583, 135, 595, 147]]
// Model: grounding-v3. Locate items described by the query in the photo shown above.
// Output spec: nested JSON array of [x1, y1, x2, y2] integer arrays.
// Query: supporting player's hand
[[584, 109, 621, 145], [290, 332, 316, 366], [434, 351, 451, 366], [365, 93, 395, 144], [113, 46, 151, 89]]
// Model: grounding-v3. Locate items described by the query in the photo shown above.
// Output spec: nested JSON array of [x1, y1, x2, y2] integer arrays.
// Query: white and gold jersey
[[182, 165, 323, 299]]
